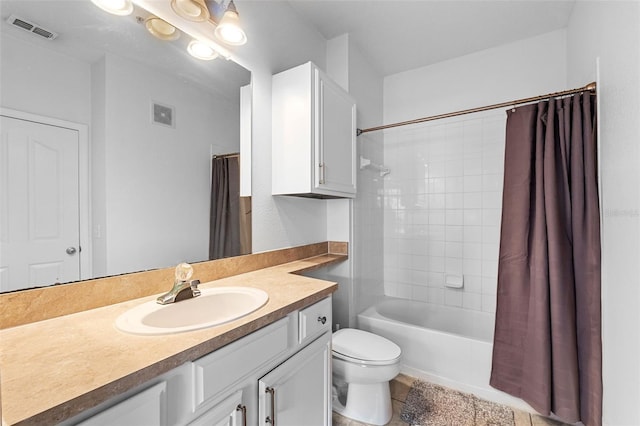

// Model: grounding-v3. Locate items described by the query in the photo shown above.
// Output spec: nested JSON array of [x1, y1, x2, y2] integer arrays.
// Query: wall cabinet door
[[258, 332, 331, 426], [314, 69, 357, 196], [272, 62, 356, 199]]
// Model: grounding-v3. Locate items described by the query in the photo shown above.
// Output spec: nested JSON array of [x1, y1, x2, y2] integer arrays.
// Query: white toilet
[[332, 328, 402, 425]]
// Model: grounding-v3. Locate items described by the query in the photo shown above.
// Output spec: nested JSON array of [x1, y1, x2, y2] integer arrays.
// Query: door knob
[[66, 247, 77, 255]]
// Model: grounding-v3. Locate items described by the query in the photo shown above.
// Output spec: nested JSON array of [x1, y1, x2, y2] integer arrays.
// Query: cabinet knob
[[317, 316, 327, 325]]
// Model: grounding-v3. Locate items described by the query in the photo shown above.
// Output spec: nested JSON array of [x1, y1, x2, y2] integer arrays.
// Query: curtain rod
[[356, 82, 596, 136], [213, 152, 239, 159]]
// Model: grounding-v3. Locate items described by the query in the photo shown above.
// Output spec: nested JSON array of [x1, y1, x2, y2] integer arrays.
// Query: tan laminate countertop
[[0, 254, 343, 425]]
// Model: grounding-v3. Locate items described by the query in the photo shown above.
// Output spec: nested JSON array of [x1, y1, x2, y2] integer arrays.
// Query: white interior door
[[0, 116, 81, 291]]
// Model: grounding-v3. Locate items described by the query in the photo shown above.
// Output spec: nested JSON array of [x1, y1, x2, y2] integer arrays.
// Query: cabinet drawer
[[299, 297, 331, 344], [192, 317, 290, 413]]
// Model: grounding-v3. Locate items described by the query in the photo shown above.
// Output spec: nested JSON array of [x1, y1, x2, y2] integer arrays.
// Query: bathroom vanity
[[0, 243, 345, 426], [66, 297, 332, 426]]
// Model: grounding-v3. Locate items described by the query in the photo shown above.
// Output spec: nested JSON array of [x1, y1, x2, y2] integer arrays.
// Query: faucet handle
[[175, 263, 194, 282]]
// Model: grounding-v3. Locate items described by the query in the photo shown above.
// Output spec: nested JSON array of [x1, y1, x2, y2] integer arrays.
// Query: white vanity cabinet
[[258, 333, 332, 426], [272, 61, 357, 199], [75, 381, 168, 426], [66, 297, 333, 426], [258, 297, 332, 426], [65, 363, 193, 426], [189, 317, 293, 426], [188, 390, 245, 426]]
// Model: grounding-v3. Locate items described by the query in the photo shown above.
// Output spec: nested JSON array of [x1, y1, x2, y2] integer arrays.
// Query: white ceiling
[[0, 0, 577, 91], [286, 0, 577, 76]]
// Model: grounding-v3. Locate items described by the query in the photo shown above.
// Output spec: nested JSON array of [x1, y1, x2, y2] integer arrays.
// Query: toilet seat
[[332, 329, 401, 366]]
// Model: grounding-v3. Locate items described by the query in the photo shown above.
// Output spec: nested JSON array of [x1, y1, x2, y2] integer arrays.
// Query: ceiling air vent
[[6, 15, 58, 40]]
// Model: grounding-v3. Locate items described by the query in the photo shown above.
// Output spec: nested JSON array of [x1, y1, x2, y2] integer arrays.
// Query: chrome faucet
[[157, 263, 201, 305]]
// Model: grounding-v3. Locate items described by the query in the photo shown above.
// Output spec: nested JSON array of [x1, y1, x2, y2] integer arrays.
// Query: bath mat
[[400, 381, 515, 426]]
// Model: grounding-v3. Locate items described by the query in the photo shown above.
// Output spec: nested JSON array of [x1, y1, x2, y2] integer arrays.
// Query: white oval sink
[[115, 286, 269, 335]]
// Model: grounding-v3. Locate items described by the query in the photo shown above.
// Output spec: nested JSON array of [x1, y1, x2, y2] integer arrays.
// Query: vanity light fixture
[[187, 39, 219, 60], [213, 0, 246, 46], [171, 0, 210, 22], [91, 0, 246, 61], [145, 16, 181, 41], [90, 0, 134, 16]]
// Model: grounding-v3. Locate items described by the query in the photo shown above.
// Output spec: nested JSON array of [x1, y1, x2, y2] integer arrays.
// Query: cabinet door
[[188, 391, 246, 426], [259, 333, 331, 426], [76, 381, 167, 426], [314, 70, 356, 197]]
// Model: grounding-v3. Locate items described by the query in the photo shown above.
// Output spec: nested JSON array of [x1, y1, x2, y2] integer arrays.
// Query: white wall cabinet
[[272, 62, 357, 199], [67, 297, 332, 426]]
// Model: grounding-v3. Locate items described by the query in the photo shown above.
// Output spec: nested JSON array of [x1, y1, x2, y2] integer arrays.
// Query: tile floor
[[332, 374, 572, 426]]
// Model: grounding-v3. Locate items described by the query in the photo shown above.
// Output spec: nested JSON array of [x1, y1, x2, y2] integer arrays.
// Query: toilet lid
[[332, 329, 401, 362]]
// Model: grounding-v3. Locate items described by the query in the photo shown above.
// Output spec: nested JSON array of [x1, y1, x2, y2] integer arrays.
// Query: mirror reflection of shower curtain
[[209, 155, 251, 259]]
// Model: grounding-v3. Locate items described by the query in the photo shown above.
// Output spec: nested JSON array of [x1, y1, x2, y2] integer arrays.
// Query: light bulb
[[145, 17, 181, 41], [90, 0, 133, 16], [214, 8, 247, 46], [171, 0, 210, 22], [217, 24, 245, 45], [187, 40, 219, 60], [176, 0, 201, 17]]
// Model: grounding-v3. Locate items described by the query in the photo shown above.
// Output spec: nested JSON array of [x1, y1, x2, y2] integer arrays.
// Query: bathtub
[[357, 297, 532, 411]]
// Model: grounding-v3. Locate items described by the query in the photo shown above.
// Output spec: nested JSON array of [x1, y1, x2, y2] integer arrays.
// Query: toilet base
[[332, 382, 392, 426]]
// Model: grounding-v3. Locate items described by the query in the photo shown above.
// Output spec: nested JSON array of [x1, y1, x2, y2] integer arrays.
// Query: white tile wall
[[383, 113, 506, 313]]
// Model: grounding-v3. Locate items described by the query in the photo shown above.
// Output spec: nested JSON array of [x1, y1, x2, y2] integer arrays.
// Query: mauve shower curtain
[[490, 93, 601, 425], [209, 156, 240, 260]]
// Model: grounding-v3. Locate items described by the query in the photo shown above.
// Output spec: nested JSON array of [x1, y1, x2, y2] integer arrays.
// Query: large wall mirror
[[0, 0, 252, 293]]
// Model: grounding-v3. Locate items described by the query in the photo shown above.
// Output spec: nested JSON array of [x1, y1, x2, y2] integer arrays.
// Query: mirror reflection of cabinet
[[272, 62, 356, 199]]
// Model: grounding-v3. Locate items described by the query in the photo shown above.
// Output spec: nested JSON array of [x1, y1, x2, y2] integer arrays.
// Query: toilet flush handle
[[317, 316, 327, 325]]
